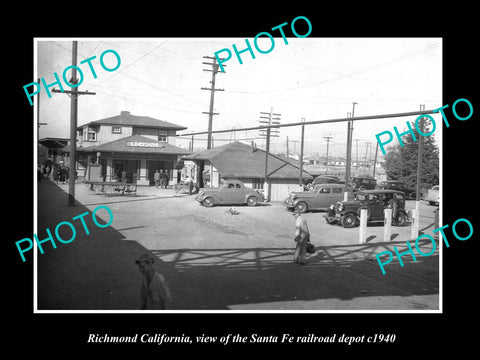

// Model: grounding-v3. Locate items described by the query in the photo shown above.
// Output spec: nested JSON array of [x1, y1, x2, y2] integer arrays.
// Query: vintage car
[[424, 185, 439, 205], [283, 183, 354, 213], [349, 177, 377, 191], [324, 189, 408, 228], [311, 175, 344, 187], [377, 180, 415, 199], [195, 179, 265, 207]]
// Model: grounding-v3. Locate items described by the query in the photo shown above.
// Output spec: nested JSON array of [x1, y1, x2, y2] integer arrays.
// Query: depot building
[[76, 111, 190, 186]]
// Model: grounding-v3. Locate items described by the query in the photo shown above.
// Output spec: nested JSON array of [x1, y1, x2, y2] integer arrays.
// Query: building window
[[112, 126, 122, 134], [158, 130, 167, 142], [252, 179, 264, 190], [86, 127, 97, 141]]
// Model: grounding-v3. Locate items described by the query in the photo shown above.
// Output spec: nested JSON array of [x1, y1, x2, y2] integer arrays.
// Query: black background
[[6, 4, 478, 356]]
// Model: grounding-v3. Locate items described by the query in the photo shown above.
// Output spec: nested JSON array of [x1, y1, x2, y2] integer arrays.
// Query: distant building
[[76, 111, 190, 185], [182, 141, 313, 201], [38, 137, 70, 164]]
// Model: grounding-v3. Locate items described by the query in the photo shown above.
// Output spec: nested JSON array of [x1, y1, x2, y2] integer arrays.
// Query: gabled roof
[[79, 111, 187, 131], [183, 141, 313, 180], [78, 134, 191, 155]]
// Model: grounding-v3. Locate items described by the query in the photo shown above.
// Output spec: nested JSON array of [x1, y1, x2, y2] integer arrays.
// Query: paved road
[[36, 181, 439, 311]]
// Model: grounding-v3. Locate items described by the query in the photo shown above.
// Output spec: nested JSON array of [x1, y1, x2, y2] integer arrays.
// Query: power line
[[226, 42, 440, 95], [178, 108, 437, 137], [85, 41, 168, 91]]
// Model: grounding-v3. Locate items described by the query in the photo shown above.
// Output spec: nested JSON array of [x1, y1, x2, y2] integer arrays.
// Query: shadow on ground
[[151, 242, 439, 310], [37, 180, 439, 311]]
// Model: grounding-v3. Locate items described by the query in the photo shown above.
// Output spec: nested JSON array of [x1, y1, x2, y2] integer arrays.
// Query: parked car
[[324, 189, 408, 228], [311, 175, 344, 187], [196, 179, 265, 207], [424, 185, 439, 205], [283, 183, 354, 213], [349, 177, 377, 191], [377, 180, 415, 199]]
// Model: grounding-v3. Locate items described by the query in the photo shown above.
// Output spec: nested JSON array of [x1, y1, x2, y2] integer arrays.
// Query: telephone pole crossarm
[[51, 41, 96, 206], [201, 55, 225, 149]]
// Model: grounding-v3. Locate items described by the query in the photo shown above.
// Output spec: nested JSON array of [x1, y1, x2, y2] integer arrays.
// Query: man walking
[[293, 211, 310, 265]]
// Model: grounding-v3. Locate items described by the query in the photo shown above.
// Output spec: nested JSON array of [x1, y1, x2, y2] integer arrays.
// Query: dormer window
[[112, 126, 122, 134], [85, 126, 97, 141], [158, 130, 167, 142]]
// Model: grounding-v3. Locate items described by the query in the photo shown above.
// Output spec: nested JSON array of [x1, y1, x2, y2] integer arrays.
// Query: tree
[[383, 120, 439, 190]]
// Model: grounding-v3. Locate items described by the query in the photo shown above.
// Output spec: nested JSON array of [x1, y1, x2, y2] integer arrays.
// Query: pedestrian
[[184, 176, 193, 195], [159, 169, 165, 188], [163, 170, 170, 189], [57, 165, 66, 184], [154, 170, 161, 188], [293, 211, 310, 265], [135, 254, 172, 310]]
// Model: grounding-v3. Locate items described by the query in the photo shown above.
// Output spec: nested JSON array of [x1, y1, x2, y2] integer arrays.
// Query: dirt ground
[[36, 180, 440, 311]]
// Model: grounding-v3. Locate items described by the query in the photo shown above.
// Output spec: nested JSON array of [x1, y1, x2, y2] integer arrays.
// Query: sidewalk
[[36, 180, 153, 310]]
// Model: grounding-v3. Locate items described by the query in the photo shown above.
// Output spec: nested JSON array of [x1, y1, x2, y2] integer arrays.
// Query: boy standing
[[135, 254, 172, 310]]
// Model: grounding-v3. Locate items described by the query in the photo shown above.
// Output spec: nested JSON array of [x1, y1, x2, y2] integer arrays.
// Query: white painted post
[[106, 158, 113, 182], [359, 209, 368, 244], [411, 209, 419, 239], [384, 208, 392, 242]]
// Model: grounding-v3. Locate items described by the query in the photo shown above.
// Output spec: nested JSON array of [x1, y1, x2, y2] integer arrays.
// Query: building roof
[[78, 111, 187, 131], [78, 134, 191, 155], [183, 141, 313, 180], [38, 137, 69, 149]]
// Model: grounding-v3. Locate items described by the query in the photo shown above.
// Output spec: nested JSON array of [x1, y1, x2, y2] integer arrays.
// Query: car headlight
[[329, 204, 335, 210], [338, 203, 344, 211]]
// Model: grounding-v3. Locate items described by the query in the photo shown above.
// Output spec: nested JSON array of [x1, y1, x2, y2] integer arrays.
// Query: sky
[[35, 37, 442, 160]]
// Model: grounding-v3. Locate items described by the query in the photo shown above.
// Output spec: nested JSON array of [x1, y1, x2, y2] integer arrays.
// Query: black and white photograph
[[33, 36, 442, 312], [7, 5, 479, 356]]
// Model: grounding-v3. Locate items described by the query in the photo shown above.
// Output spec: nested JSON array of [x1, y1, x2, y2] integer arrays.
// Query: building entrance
[[113, 159, 139, 183], [147, 160, 174, 186]]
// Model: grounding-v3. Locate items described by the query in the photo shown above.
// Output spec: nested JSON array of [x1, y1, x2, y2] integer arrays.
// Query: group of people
[[38, 161, 70, 184], [153, 169, 170, 188]]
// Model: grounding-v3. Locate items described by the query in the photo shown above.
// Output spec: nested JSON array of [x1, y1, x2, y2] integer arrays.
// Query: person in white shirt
[[293, 211, 310, 265]]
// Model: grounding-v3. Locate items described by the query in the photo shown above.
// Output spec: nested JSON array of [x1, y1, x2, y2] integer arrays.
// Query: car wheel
[[341, 213, 357, 228], [247, 196, 258, 206], [395, 212, 407, 226], [294, 202, 308, 213], [202, 197, 214, 207]]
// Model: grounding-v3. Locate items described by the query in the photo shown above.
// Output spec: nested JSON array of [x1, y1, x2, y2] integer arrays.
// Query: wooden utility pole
[[259, 108, 281, 202], [416, 104, 425, 201], [372, 142, 379, 179], [52, 41, 95, 206], [299, 118, 305, 188], [364, 141, 371, 175], [345, 102, 357, 183], [323, 135, 332, 174], [201, 56, 224, 149]]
